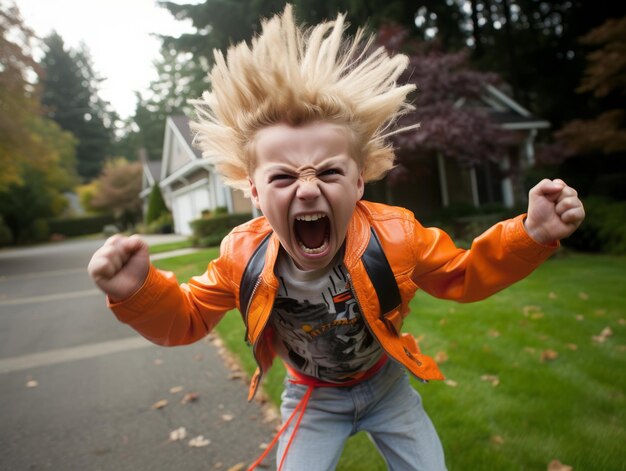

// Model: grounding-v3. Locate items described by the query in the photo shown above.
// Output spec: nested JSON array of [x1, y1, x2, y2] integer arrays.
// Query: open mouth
[[294, 213, 330, 254]]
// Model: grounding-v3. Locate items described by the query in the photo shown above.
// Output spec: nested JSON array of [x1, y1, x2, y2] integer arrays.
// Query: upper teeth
[[296, 213, 325, 222]]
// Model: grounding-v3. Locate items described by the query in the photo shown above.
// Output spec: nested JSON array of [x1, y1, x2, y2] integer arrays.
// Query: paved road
[[0, 237, 277, 470]]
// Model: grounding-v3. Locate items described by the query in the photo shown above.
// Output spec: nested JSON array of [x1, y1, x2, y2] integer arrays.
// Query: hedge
[[47, 214, 116, 237], [562, 196, 626, 254], [190, 212, 253, 247]]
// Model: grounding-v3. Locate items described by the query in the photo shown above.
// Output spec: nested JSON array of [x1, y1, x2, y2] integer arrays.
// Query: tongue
[[295, 219, 328, 249]]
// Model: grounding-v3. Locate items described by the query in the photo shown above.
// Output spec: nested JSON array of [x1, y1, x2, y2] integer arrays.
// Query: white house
[[144, 115, 253, 235]]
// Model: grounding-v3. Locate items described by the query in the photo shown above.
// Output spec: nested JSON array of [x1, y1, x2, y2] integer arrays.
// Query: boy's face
[[249, 122, 364, 271]]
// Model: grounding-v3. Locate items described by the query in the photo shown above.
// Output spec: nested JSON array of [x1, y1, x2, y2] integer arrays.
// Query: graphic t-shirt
[[270, 251, 383, 383]]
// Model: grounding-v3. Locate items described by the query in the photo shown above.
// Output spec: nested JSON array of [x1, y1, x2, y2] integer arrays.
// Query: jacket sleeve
[[108, 237, 238, 346], [410, 214, 558, 302]]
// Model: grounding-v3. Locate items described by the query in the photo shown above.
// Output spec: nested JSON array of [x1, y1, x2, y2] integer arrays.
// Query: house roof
[[170, 115, 202, 159], [482, 84, 550, 130], [146, 160, 162, 183], [489, 110, 550, 130]]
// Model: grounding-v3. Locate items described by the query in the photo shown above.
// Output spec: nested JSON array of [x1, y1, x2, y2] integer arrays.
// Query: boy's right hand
[[87, 234, 150, 303]]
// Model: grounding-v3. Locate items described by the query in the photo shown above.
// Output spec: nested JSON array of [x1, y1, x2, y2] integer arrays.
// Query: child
[[88, 6, 584, 470]]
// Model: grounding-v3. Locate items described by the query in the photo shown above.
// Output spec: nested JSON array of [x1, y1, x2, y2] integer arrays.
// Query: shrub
[[48, 214, 116, 237], [144, 213, 174, 234], [562, 196, 626, 254], [190, 212, 252, 247]]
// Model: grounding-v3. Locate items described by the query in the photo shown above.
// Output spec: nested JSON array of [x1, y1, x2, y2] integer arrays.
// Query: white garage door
[[172, 186, 211, 236]]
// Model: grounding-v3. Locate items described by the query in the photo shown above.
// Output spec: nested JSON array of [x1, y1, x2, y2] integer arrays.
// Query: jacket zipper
[[244, 276, 263, 346], [246, 275, 275, 398]]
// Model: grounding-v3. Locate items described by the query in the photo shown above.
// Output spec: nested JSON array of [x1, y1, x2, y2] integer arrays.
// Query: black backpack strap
[[361, 228, 402, 317], [239, 233, 272, 320]]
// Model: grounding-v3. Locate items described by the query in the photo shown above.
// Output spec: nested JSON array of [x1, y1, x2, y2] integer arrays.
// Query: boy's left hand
[[524, 179, 585, 245]]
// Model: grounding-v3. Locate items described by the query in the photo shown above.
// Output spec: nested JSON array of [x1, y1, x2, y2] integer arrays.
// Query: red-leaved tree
[[377, 25, 514, 184]]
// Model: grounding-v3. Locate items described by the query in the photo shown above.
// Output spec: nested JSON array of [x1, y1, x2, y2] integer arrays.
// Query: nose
[[296, 177, 321, 200]]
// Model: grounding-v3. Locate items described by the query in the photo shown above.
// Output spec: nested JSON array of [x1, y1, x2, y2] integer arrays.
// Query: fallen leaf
[[600, 326, 613, 337], [259, 443, 269, 450], [548, 459, 573, 471], [435, 351, 448, 363], [214, 462, 223, 469], [522, 305, 542, 316], [531, 312, 544, 320], [480, 374, 500, 387], [490, 435, 505, 445], [262, 407, 280, 423], [221, 413, 234, 422], [488, 329, 501, 338], [169, 427, 187, 441], [444, 379, 458, 387], [181, 392, 199, 405], [575, 315, 584, 321], [617, 345, 626, 352], [154, 359, 163, 366], [439, 318, 448, 326], [592, 326, 613, 343], [151, 399, 168, 410], [618, 318, 625, 325], [524, 346, 536, 355], [228, 371, 245, 380], [594, 309, 605, 316], [193, 354, 203, 362], [226, 463, 245, 471], [541, 350, 559, 362], [566, 344, 578, 351], [26, 380, 39, 388], [169, 386, 184, 394], [188, 435, 211, 447], [578, 292, 589, 300], [548, 292, 558, 300]]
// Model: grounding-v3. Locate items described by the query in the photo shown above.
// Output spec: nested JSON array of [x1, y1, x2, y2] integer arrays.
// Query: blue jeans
[[276, 360, 447, 470]]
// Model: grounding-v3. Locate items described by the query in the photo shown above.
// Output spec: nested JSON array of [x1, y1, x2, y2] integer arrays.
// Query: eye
[[269, 174, 295, 184], [318, 168, 341, 177]]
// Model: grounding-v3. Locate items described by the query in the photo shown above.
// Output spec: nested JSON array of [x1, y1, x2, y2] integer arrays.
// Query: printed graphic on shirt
[[271, 263, 382, 383]]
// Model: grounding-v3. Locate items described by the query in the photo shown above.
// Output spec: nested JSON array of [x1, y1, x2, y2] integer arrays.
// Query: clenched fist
[[87, 234, 150, 302], [524, 179, 585, 245]]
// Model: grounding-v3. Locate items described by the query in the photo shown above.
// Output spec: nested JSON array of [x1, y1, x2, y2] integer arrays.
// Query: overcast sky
[[15, 0, 199, 119]]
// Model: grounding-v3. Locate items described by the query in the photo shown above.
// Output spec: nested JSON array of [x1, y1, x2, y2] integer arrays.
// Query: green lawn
[[154, 251, 626, 471], [147, 239, 193, 255]]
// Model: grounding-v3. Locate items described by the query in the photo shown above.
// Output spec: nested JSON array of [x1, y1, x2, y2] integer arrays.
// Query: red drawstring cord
[[247, 384, 313, 471], [247, 355, 388, 471]]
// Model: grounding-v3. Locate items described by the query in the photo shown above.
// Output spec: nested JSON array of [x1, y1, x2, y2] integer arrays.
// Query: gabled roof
[[482, 84, 550, 130], [159, 115, 212, 189], [145, 160, 162, 185], [170, 115, 202, 159]]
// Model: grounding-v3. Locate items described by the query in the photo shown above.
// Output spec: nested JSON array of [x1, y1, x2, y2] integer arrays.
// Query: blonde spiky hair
[[191, 4, 416, 195]]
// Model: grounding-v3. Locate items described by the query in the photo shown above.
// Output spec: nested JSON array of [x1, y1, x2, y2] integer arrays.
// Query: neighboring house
[[367, 84, 550, 219], [145, 116, 253, 236]]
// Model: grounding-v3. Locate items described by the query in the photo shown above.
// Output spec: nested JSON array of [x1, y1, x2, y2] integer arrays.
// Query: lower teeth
[[299, 240, 328, 254]]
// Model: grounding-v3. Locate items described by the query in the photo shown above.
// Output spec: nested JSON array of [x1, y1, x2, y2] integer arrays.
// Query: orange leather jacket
[[110, 200, 557, 400]]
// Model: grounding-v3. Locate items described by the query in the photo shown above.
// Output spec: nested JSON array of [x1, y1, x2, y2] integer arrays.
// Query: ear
[[248, 177, 261, 209], [356, 171, 365, 200]]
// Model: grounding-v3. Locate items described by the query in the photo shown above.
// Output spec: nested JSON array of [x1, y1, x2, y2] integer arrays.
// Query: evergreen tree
[[40, 33, 114, 180], [145, 184, 169, 224]]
